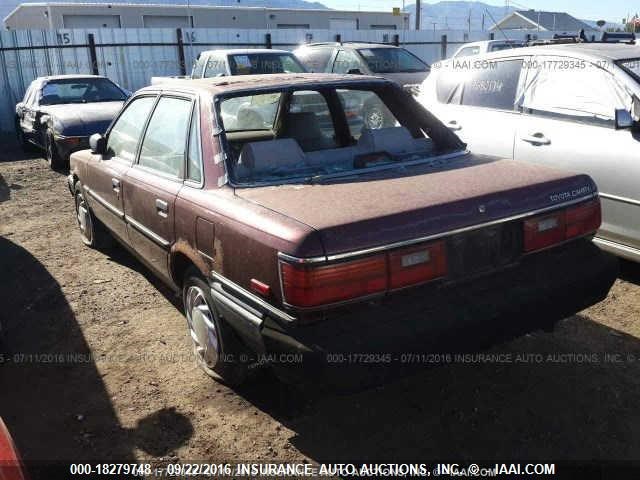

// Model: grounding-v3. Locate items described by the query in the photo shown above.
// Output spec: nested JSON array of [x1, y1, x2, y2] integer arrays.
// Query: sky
[[319, 0, 634, 23]]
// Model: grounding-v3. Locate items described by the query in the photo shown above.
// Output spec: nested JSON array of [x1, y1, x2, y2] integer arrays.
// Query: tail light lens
[[280, 241, 447, 308], [524, 199, 601, 253], [388, 241, 447, 289], [280, 255, 388, 308]]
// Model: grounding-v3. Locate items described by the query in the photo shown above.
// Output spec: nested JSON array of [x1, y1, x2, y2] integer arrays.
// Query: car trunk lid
[[235, 155, 597, 258]]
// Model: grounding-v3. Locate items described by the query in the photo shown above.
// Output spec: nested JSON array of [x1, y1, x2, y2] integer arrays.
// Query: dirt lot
[[2, 144, 640, 476]]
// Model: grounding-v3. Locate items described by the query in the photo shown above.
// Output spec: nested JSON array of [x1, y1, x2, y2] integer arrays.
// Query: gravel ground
[[2, 145, 640, 477]]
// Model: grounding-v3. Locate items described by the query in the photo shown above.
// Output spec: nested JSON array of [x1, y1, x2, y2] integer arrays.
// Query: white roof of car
[[200, 49, 293, 56], [460, 42, 640, 62]]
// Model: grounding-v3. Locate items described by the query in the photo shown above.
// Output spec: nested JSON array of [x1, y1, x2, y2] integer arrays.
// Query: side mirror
[[89, 133, 107, 155], [347, 68, 363, 75], [615, 109, 634, 129]]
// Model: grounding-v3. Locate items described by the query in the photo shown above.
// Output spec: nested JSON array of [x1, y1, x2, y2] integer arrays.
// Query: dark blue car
[[15, 75, 129, 169]]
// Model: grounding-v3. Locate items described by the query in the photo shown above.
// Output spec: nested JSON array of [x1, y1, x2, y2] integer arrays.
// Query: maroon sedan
[[67, 74, 616, 386]]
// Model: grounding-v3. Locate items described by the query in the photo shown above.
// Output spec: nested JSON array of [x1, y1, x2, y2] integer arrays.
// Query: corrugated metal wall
[[0, 27, 552, 134]]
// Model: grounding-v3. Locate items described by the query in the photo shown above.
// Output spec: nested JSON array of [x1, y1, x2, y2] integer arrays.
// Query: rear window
[[461, 59, 522, 110], [227, 53, 305, 75], [357, 48, 429, 73], [217, 85, 459, 186]]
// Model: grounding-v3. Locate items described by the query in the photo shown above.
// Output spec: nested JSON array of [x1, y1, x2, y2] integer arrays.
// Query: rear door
[[122, 94, 195, 282], [514, 55, 640, 250], [84, 95, 157, 243], [426, 56, 527, 159]]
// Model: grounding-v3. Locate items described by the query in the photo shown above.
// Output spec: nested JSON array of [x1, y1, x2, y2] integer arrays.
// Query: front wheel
[[46, 129, 65, 170], [183, 269, 248, 386], [74, 181, 112, 249]]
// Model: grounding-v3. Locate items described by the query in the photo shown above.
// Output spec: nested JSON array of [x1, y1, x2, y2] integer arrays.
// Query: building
[[491, 10, 597, 34], [3, 2, 409, 30]]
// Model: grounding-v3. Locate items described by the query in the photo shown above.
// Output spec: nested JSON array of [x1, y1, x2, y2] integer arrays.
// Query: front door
[[85, 95, 157, 243], [514, 55, 640, 250], [122, 95, 194, 282]]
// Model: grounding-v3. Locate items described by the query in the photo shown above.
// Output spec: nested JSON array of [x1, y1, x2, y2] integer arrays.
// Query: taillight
[[280, 241, 447, 308], [524, 199, 601, 253], [280, 255, 388, 308], [388, 241, 447, 289]]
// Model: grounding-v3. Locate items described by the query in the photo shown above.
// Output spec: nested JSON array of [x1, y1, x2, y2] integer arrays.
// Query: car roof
[[297, 42, 401, 50], [136, 72, 392, 96], [460, 42, 640, 62], [37, 74, 105, 82], [200, 48, 294, 56]]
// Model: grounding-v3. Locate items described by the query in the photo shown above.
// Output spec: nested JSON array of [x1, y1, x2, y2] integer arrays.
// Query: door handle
[[111, 178, 120, 193], [447, 120, 462, 131], [155, 199, 168, 218], [521, 133, 551, 145]]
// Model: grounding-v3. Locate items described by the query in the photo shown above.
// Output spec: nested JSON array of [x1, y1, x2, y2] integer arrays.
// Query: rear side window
[[138, 97, 193, 178], [462, 59, 522, 110], [106, 96, 156, 162], [295, 47, 333, 73], [454, 46, 480, 58]]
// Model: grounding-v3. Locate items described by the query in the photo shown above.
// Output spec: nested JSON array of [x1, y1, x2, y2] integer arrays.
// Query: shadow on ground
[[0, 238, 192, 478]]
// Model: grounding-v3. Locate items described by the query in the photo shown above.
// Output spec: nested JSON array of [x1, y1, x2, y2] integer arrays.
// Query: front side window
[[461, 59, 522, 111], [138, 97, 193, 178], [522, 57, 630, 124], [358, 48, 429, 73], [40, 78, 127, 105], [227, 53, 305, 75], [106, 96, 156, 162]]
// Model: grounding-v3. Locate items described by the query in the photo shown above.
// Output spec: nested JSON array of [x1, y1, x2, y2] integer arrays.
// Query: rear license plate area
[[447, 223, 522, 279]]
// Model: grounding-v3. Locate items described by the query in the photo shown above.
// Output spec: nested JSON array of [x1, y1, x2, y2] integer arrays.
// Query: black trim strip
[[84, 185, 124, 219], [125, 215, 170, 249]]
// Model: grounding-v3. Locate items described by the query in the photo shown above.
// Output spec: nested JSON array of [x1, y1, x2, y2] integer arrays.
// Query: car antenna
[[484, 8, 517, 48]]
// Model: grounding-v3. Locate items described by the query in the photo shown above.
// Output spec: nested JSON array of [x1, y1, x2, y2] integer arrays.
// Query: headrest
[[237, 138, 306, 177], [357, 127, 415, 155]]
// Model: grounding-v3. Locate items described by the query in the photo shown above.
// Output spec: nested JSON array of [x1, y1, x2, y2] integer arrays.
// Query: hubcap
[[75, 194, 92, 242], [185, 286, 219, 369]]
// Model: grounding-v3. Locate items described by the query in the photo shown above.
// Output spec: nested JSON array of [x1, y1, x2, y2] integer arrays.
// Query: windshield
[[619, 58, 640, 80], [357, 48, 429, 73], [217, 84, 462, 186], [40, 78, 126, 105], [228, 53, 306, 75]]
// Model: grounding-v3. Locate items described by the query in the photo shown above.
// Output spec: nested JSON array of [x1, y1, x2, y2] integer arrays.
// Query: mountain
[[1, 0, 328, 24], [403, 1, 514, 30]]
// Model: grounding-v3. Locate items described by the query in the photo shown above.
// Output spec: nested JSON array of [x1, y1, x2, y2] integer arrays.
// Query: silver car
[[418, 43, 640, 262]]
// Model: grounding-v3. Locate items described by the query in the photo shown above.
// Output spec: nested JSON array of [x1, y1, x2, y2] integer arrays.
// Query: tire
[[182, 268, 248, 387], [46, 129, 65, 170], [74, 181, 112, 249]]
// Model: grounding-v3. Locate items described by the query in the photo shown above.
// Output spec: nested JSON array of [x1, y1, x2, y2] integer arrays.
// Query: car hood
[[43, 101, 124, 136], [235, 154, 597, 257], [379, 71, 430, 87]]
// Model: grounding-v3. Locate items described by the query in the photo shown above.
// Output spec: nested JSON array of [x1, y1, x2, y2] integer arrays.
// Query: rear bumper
[[54, 135, 89, 161], [215, 240, 617, 384]]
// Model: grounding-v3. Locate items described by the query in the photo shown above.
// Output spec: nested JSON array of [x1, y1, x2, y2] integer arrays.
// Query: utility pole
[[415, 0, 421, 30]]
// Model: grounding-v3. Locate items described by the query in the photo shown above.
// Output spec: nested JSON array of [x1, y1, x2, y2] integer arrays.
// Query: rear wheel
[[74, 181, 112, 249], [183, 269, 248, 386], [46, 129, 65, 170]]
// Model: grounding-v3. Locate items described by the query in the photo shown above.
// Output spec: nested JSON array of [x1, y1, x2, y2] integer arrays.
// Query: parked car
[[0, 418, 26, 480], [418, 42, 640, 263], [15, 75, 129, 170], [68, 73, 616, 386], [151, 48, 307, 85], [293, 42, 430, 94], [450, 39, 527, 58]]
